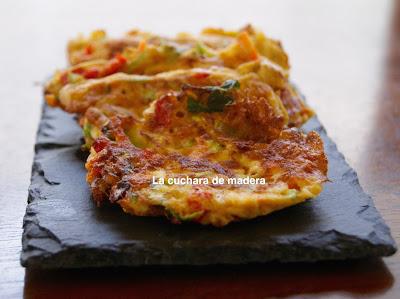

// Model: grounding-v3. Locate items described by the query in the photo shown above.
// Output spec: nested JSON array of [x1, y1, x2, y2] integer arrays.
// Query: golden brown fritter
[[81, 77, 288, 149], [86, 116, 327, 226], [45, 25, 311, 127]]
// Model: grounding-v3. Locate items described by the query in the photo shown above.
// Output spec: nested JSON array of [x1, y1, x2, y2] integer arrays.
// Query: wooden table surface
[[0, 0, 399, 298]]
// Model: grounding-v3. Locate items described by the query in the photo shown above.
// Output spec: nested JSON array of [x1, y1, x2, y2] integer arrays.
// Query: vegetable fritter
[[46, 25, 312, 127], [86, 118, 326, 226]]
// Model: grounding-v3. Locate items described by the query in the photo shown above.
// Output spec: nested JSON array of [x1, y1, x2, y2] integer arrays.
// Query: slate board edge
[[20, 104, 397, 269]]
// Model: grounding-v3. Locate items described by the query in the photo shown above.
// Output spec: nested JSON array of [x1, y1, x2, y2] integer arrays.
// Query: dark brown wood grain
[[0, 0, 399, 298]]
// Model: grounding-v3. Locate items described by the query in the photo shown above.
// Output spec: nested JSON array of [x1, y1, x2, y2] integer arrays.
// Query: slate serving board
[[21, 104, 397, 268]]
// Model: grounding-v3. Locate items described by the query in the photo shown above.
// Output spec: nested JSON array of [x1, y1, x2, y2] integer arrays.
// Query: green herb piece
[[220, 79, 240, 89], [187, 96, 209, 113], [186, 80, 240, 113], [207, 90, 234, 112]]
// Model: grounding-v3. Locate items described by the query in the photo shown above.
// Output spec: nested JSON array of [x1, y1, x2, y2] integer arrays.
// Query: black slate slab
[[21, 104, 397, 268]]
